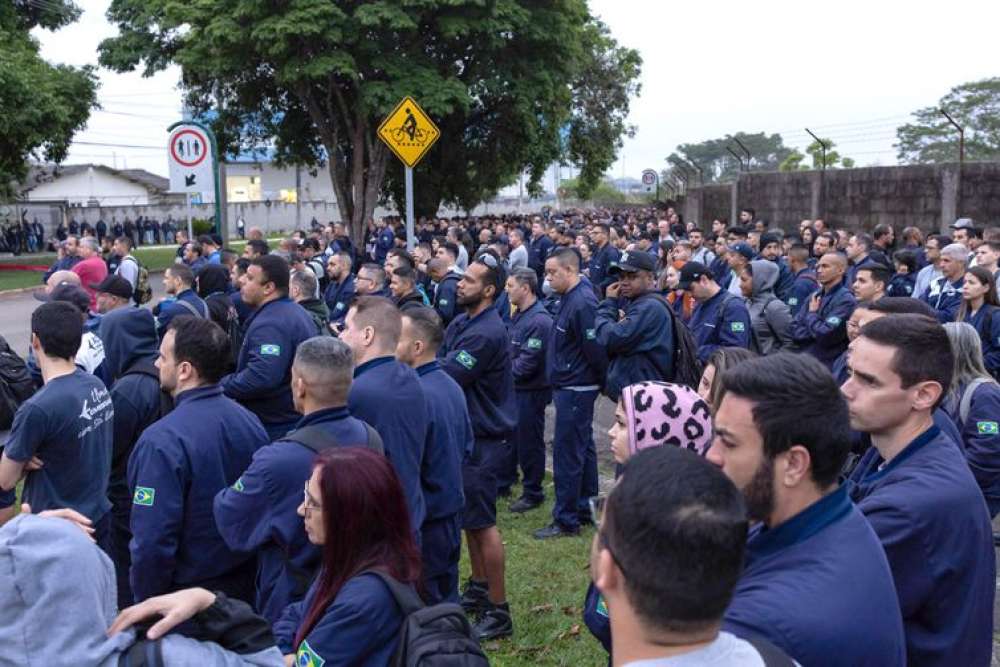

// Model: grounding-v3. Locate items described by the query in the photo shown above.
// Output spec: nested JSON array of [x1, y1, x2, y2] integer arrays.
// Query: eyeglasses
[[302, 482, 321, 512]]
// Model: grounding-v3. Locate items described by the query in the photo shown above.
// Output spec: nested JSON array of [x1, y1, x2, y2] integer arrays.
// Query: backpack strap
[[960, 377, 992, 425], [362, 569, 424, 616], [744, 636, 796, 667], [175, 298, 208, 319], [285, 422, 384, 455], [117, 638, 164, 667]]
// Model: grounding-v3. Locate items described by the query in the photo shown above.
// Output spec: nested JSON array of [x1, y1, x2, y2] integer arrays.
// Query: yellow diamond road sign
[[377, 97, 440, 168]]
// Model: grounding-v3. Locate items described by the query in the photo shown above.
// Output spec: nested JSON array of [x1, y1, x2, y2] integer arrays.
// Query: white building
[[19, 164, 176, 207]]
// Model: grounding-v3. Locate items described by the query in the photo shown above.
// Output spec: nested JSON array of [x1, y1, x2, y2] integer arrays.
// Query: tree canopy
[[779, 139, 855, 171], [667, 132, 794, 184], [0, 1, 98, 198], [99, 0, 641, 244], [895, 77, 1000, 164]]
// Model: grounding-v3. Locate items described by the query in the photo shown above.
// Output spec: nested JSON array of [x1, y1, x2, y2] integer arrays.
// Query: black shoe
[[474, 602, 513, 641], [533, 522, 579, 540], [509, 496, 543, 513], [497, 487, 512, 499], [578, 514, 595, 527], [460, 578, 490, 616]]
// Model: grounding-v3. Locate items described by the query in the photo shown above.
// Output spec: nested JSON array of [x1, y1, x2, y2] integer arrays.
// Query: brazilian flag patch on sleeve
[[296, 640, 326, 666], [526, 337, 543, 350], [977, 421, 999, 435], [456, 350, 477, 370], [731, 321, 746, 332], [133, 487, 155, 507], [232, 478, 245, 492], [260, 344, 281, 356]]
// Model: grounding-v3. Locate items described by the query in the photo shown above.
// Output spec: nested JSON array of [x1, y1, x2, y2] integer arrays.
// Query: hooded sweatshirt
[[0, 514, 283, 666], [746, 259, 794, 355]]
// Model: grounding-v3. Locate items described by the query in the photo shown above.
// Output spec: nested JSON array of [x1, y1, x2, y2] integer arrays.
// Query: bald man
[[788, 252, 857, 370]]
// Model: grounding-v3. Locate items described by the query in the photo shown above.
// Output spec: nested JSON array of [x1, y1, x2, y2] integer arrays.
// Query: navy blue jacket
[[221, 296, 317, 427], [709, 255, 732, 293], [230, 291, 253, 327], [786, 268, 818, 317], [724, 486, 905, 667], [944, 381, 1000, 517], [433, 272, 462, 326], [966, 305, 1000, 376], [274, 573, 405, 665], [441, 306, 517, 441], [688, 289, 752, 364], [510, 300, 553, 392], [595, 291, 674, 401], [768, 258, 796, 301], [375, 227, 394, 262], [920, 275, 964, 323], [588, 242, 620, 298], [848, 425, 995, 666], [155, 288, 208, 334], [886, 272, 915, 298], [547, 280, 608, 388], [349, 357, 428, 531], [416, 361, 472, 521], [213, 406, 369, 624], [528, 234, 553, 282], [788, 282, 856, 369], [323, 275, 356, 325], [127, 384, 268, 602]]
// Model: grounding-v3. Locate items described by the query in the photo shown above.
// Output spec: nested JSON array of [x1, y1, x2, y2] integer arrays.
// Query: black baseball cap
[[677, 261, 713, 290], [91, 274, 133, 300], [611, 250, 657, 274]]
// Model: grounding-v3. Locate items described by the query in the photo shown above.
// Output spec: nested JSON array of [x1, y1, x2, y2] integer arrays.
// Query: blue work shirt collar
[[512, 299, 544, 321], [746, 485, 852, 562], [295, 405, 350, 428], [353, 355, 395, 378], [174, 383, 223, 406], [416, 360, 440, 377], [859, 425, 940, 484]]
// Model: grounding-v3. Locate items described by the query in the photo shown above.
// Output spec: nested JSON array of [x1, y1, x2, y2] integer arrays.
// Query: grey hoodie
[[0, 514, 283, 667], [746, 260, 794, 355]]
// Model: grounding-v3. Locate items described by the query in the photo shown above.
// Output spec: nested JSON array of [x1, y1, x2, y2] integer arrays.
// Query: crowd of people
[[1, 205, 999, 666]]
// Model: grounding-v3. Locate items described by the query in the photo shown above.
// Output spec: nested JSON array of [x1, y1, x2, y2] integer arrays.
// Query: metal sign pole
[[405, 165, 415, 251], [186, 193, 193, 241]]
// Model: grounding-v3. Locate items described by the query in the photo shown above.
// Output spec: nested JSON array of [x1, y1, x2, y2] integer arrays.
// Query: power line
[[74, 141, 166, 150]]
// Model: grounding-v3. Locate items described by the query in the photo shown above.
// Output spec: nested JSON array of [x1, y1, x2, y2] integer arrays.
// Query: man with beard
[[439, 257, 517, 640], [708, 353, 905, 667]]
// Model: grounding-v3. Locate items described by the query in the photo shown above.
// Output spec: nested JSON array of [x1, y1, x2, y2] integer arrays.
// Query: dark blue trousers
[[420, 513, 461, 605], [514, 388, 551, 502], [552, 388, 598, 530]]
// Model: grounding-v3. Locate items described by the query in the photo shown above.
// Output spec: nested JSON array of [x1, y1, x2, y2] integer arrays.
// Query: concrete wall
[[681, 161, 1000, 234]]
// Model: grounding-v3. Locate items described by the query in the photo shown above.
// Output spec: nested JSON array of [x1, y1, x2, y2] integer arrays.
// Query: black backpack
[[206, 293, 244, 368], [638, 293, 703, 390], [121, 358, 175, 420], [0, 335, 36, 430], [366, 570, 490, 667]]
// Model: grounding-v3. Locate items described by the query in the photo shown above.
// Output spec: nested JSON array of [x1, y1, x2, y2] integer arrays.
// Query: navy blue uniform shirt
[[213, 405, 369, 624], [433, 272, 462, 326], [221, 296, 318, 427], [595, 291, 674, 401], [547, 280, 608, 388], [944, 382, 1000, 517], [323, 274, 356, 325], [156, 288, 208, 334], [966, 305, 1000, 376], [921, 275, 964, 323], [274, 573, 405, 666], [848, 425, 995, 666], [349, 356, 428, 531], [688, 289, 752, 364], [528, 234, 553, 282], [724, 486, 905, 667], [588, 243, 620, 298], [127, 384, 268, 602], [440, 306, 517, 440], [788, 282, 856, 369], [510, 300, 553, 391], [787, 269, 818, 317], [416, 361, 472, 520]]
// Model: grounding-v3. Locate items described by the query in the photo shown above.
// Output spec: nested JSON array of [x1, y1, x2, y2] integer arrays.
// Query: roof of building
[[18, 164, 169, 195]]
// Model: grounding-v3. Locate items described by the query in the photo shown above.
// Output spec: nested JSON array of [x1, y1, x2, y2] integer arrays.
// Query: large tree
[[667, 131, 793, 184], [0, 1, 98, 198], [779, 138, 855, 171], [100, 0, 640, 245], [896, 77, 1000, 164]]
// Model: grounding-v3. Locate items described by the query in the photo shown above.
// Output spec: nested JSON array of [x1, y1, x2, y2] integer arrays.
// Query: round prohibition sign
[[170, 129, 209, 168]]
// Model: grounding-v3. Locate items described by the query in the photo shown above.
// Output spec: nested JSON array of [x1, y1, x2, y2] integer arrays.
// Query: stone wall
[[681, 161, 1000, 234]]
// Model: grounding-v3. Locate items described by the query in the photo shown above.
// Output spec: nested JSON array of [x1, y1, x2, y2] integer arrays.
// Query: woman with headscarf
[[583, 381, 714, 658]]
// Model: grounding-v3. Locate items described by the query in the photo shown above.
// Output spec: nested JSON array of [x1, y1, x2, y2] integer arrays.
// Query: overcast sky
[[35, 0, 1000, 181]]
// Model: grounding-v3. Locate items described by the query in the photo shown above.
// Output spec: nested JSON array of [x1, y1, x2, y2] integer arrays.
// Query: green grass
[[0, 271, 43, 292], [463, 476, 606, 667]]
